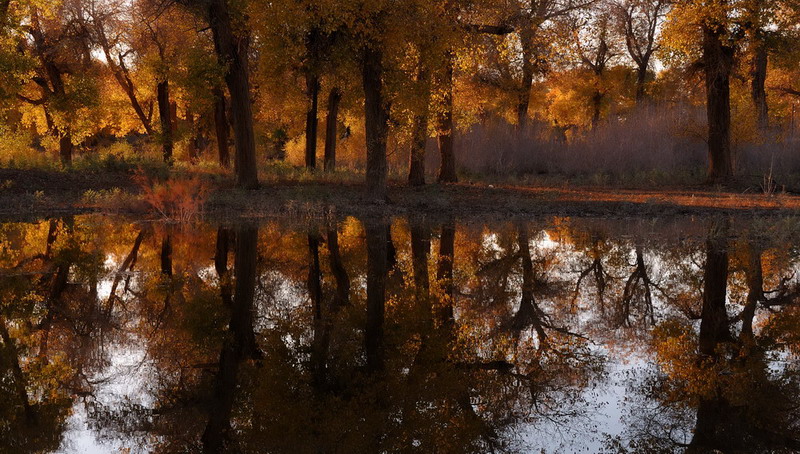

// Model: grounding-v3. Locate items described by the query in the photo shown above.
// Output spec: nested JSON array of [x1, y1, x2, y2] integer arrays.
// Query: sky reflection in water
[[1, 215, 799, 453]]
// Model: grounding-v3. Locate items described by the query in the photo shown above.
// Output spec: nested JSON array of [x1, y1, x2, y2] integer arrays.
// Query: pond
[[1, 215, 799, 453]]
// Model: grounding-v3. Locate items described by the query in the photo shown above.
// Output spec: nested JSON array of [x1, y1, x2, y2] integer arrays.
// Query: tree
[[664, 0, 740, 182], [560, 1, 621, 127], [181, 0, 258, 188], [611, 0, 670, 103], [19, 2, 99, 165]]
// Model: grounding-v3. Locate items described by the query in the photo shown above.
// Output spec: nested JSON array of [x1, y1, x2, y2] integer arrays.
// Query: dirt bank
[[1, 167, 798, 222]]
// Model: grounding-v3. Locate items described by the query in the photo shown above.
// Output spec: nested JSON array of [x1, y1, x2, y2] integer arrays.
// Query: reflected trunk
[[741, 244, 763, 342], [410, 223, 431, 311], [365, 220, 388, 373], [327, 228, 349, 308], [215, 227, 234, 308], [202, 224, 260, 453], [699, 228, 730, 357], [510, 225, 547, 342], [436, 221, 455, 325], [160, 232, 173, 277], [0, 318, 35, 423]]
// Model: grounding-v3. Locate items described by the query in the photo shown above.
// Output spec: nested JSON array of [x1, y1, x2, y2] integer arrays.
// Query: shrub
[[133, 170, 209, 222]]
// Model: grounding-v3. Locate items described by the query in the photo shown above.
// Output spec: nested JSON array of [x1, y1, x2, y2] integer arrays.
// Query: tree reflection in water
[[1, 216, 799, 452]]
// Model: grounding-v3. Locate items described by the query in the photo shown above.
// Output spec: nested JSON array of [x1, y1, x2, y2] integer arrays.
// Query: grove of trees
[[1, 0, 800, 193]]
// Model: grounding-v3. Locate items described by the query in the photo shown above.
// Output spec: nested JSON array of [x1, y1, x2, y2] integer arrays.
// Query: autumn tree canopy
[[0, 0, 799, 188]]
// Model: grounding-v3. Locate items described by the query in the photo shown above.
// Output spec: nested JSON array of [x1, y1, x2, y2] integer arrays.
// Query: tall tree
[[181, 0, 258, 188]]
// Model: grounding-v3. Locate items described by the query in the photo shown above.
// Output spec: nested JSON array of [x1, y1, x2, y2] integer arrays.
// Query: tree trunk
[[0, 318, 36, 423], [362, 45, 389, 201], [305, 74, 320, 169], [751, 41, 769, 132], [408, 111, 428, 186], [703, 23, 735, 183], [98, 31, 154, 135], [741, 245, 763, 343], [215, 227, 234, 308], [510, 225, 547, 340], [591, 89, 603, 128], [635, 63, 648, 103], [208, 0, 258, 189], [231, 225, 260, 359], [410, 223, 431, 309], [160, 232, 173, 277], [307, 232, 329, 388], [157, 79, 173, 164], [699, 228, 730, 357], [324, 88, 342, 171], [365, 219, 388, 373], [409, 66, 430, 186], [436, 221, 456, 324], [186, 110, 200, 162], [436, 51, 457, 183], [59, 134, 72, 166], [202, 225, 259, 453], [517, 25, 534, 133], [213, 87, 231, 168]]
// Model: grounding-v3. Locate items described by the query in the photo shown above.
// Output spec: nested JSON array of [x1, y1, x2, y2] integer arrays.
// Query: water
[[1, 215, 799, 453]]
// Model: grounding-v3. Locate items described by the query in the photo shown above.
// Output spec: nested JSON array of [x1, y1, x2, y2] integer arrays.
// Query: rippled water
[[1, 215, 799, 453]]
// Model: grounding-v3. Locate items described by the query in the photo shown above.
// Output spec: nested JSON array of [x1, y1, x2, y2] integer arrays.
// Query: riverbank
[[1, 167, 799, 221]]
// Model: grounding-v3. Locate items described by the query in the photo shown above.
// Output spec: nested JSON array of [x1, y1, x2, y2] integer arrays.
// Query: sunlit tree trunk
[[703, 22, 735, 183], [96, 25, 153, 135], [208, 0, 259, 189], [324, 88, 342, 171], [362, 45, 389, 201]]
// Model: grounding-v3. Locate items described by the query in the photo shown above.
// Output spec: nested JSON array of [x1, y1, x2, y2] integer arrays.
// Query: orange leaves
[[133, 170, 209, 222]]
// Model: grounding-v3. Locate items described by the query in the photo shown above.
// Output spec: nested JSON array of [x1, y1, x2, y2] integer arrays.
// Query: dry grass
[[455, 105, 800, 188]]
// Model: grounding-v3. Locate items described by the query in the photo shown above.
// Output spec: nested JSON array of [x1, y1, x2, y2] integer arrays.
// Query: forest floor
[[1, 167, 799, 222]]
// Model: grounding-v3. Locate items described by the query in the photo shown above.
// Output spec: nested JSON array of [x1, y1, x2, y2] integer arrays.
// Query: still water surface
[[1, 215, 799, 453]]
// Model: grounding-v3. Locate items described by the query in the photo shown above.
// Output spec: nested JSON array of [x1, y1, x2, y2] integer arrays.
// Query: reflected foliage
[[1, 216, 800, 452]]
